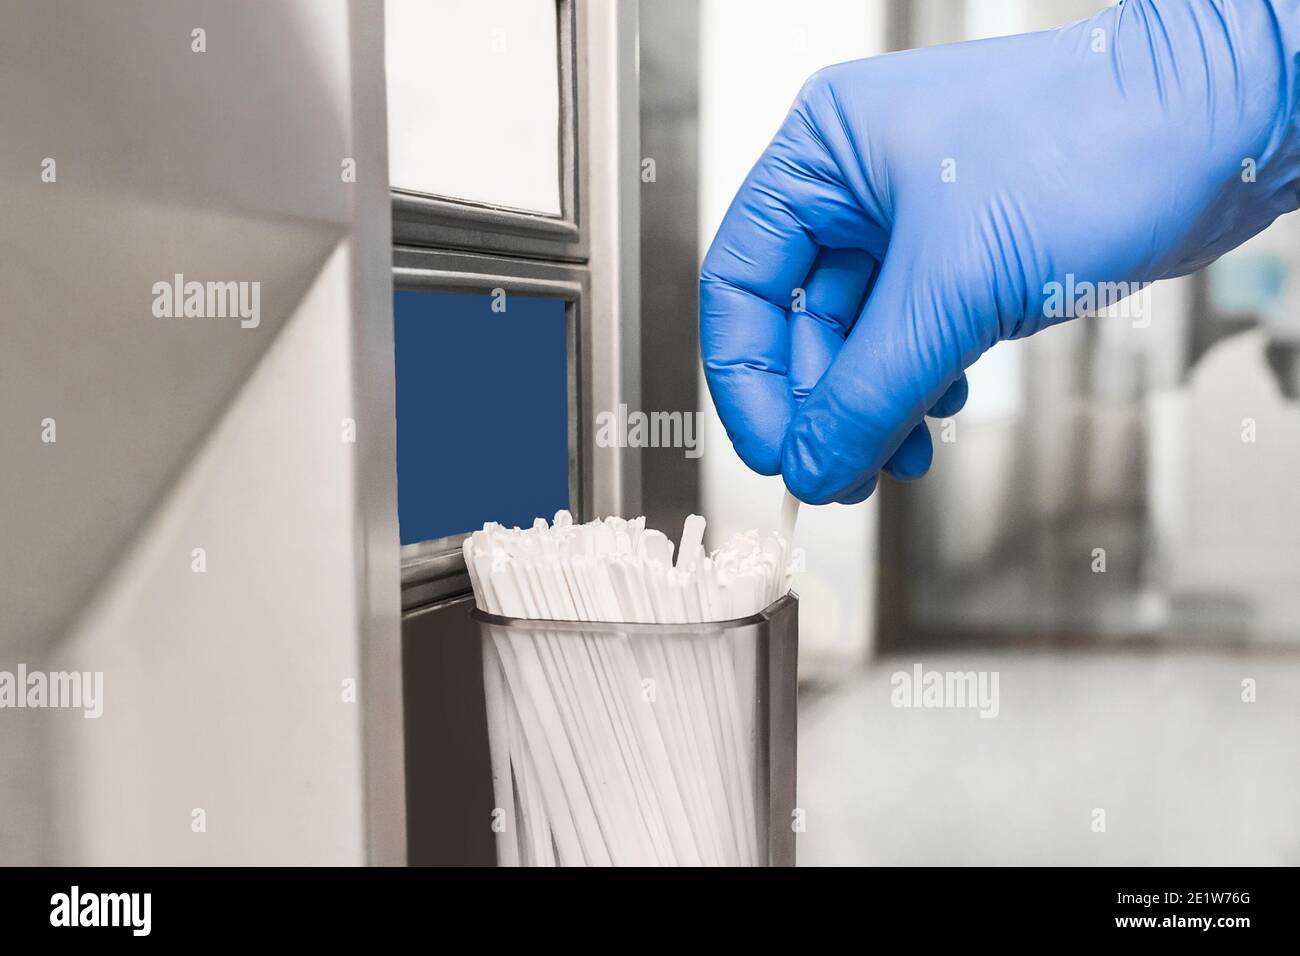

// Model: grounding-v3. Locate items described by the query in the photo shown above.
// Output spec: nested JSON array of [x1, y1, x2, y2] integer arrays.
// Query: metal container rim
[[469, 591, 797, 634]]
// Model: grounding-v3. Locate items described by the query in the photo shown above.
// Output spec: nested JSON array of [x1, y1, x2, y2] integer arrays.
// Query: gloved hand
[[701, 0, 1300, 504]]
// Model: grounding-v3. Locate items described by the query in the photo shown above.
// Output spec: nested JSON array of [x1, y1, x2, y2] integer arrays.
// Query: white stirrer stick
[[558, 555, 661, 864], [642, 563, 727, 865], [545, 556, 653, 863], [493, 562, 605, 865], [780, 489, 800, 553], [523, 556, 622, 861], [667, 516, 738, 862], [466, 537, 522, 866], [464, 510, 800, 867], [592, 556, 701, 863]]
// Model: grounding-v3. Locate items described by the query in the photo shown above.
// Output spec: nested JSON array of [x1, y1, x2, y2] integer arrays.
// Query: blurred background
[[2, 0, 1297, 866], [647, 0, 1300, 865]]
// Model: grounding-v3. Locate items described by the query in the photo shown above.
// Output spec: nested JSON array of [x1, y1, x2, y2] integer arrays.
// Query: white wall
[[0, 0, 400, 865], [52, 245, 369, 865]]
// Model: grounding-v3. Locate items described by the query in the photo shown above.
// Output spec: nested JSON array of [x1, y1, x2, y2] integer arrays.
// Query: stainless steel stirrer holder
[[471, 594, 798, 867]]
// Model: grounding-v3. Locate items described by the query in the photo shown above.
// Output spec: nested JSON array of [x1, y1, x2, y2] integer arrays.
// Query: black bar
[[0, 866, 1291, 942]]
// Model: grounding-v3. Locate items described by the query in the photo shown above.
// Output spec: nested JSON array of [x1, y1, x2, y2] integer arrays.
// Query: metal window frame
[[388, 0, 639, 614], [376, 0, 639, 868], [391, 246, 592, 611], [391, 0, 588, 262], [388, 0, 587, 612]]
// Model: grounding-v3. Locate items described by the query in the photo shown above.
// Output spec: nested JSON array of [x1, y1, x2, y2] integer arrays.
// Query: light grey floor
[[797, 646, 1300, 866]]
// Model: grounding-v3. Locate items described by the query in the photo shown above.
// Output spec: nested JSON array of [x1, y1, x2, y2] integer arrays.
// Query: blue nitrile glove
[[701, 0, 1300, 504]]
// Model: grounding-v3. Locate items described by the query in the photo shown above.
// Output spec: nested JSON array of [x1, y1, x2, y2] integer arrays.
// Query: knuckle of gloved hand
[[795, 67, 831, 105], [795, 62, 850, 112]]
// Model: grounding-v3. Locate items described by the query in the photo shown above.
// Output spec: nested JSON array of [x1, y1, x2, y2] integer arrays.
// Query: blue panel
[[393, 289, 569, 544]]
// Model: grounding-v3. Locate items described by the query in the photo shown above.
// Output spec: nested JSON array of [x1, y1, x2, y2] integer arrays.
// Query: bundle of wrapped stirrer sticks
[[463, 511, 794, 866]]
